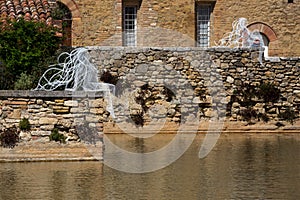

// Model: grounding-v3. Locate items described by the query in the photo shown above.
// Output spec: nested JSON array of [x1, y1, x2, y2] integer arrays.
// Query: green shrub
[[233, 81, 280, 103], [0, 127, 20, 148], [14, 73, 34, 90], [233, 82, 257, 103], [49, 128, 66, 143], [162, 86, 175, 102], [19, 118, 31, 131], [0, 63, 14, 90], [0, 19, 62, 89]]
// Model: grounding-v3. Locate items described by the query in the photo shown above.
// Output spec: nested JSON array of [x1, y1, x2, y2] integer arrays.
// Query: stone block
[[86, 115, 100, 123], [55, 99, 65, 104], [29, 120, 39, 125], [89, 99, 104, 108], [39, 118, 58, 125], [37, 99, 43, 105], [31, 131, 51, 136], [8, 109, 21, 119], [64, 100, 79, 107], [40, 125, 55, 131], [54, 109, 70, 114], [57, 119, 73, 129]]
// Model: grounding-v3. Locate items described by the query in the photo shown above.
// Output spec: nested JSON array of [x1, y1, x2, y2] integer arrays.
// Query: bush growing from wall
[[14, 73, 34, 90], [19, 118, 31, 131], [0, 127, 20, 148], [100, 71, 119, 85], [49, 128, 66, 143]]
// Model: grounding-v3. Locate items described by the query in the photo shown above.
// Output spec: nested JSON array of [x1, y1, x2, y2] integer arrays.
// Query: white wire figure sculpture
[[215, 18, 263, 48], [34, 47, 115, 118], [215, 18, 264, 64]]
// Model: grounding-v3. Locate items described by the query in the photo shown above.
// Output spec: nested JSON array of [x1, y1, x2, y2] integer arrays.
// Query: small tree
[[0, 19, 62, 89]]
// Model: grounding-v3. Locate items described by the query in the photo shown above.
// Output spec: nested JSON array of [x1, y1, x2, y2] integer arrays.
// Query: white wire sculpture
[[34, 47, 115, 118], [215, 18, 263, 48]]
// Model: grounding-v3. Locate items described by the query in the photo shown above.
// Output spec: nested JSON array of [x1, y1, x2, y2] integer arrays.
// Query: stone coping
[[86, 46, 264, 52], [0, 90, 104, 98], [86, 46, 299, 62]]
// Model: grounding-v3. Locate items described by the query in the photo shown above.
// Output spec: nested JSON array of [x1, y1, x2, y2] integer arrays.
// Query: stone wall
[[66, 0, 300, 56], [0, 47, 299, 136], [89, 47, 300, 125], [0, 91, 108, 142]]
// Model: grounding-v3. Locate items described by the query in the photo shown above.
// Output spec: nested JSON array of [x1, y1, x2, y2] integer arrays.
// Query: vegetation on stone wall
[[0, 19, 62, 90], [233, 81, 281, 123], [0, 126, 20, 148], [130, 84, 176, 126], [49, 128, 66, 143], [19, 118, 31, 131], [258, 82, 281, 103], [278, 107, 297, 124]]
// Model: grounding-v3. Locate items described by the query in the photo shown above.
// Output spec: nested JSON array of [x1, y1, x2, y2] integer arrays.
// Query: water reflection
[[0, 134, 299, 200]]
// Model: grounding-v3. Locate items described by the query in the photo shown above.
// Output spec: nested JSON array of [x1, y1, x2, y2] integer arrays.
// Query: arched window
[[261, 33, 270, 47], [247, 22, 277, 57], [247, 22, 277, 43], [52, 2, 72, 46]]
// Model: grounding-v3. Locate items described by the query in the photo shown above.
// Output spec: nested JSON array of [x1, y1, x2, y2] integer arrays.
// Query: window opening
[[123, 6, 137, 46], [196, 4, 212, 47]]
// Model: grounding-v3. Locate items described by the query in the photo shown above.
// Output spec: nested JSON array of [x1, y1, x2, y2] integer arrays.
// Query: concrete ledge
[[0, 142, 102, 163], [103, 120, 300, 134]]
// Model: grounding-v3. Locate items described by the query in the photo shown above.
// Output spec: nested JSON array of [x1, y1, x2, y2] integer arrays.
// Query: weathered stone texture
[[0, 93, 107, 142], [90, 46, 299, 124], [0, 47, 299, 137], [69, 0, 299, 56]]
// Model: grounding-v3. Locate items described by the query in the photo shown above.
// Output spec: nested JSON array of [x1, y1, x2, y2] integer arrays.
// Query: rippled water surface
[[0, 134, 299, 200]]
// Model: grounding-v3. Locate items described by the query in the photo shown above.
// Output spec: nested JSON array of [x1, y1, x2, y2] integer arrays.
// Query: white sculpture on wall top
[[34, 48, 115, 118]]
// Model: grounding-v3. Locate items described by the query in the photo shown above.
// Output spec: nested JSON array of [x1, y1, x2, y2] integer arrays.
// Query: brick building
[[1, 0, 299, 56]]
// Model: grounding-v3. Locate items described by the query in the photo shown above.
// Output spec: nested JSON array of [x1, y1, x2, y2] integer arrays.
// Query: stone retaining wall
[[0, 91, 108, 142], [89, 47, 300, 125], [0, 47, 299, 138]]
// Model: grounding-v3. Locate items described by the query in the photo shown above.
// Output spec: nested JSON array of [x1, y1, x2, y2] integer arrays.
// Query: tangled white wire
[[215, 18, 263, 48], [34, 47, 115, 118]]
